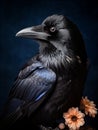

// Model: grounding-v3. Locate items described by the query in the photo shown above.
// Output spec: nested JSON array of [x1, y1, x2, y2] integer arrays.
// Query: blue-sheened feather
[[2, 58, 56, 125], [35, 91, 47, 101]]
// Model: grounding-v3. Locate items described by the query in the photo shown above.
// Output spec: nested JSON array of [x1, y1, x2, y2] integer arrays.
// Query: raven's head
[[16, 14, 87, 67]]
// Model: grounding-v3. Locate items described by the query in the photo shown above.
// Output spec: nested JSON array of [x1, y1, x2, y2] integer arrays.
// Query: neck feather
[[39, 49, 73, 68]]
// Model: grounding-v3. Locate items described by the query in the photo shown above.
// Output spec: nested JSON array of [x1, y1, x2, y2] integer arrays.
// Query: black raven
[[0, 14, 88, 129]]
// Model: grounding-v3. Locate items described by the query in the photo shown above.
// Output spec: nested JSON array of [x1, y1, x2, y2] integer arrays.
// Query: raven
[[0, 14, 88, 129]]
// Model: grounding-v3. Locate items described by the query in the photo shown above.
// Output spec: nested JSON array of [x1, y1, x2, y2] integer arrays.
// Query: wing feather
[[1, 59, 56, 127]]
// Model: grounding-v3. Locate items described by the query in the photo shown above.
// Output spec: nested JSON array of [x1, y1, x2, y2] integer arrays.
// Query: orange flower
[[80, 97, 97, 117], [63, 107, 85, 130]]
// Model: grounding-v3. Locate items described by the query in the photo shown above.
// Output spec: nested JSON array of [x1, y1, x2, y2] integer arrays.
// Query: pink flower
[[58, 123, 65, 130], [80, 97, 97, 117], [63, 107, 85, 130]]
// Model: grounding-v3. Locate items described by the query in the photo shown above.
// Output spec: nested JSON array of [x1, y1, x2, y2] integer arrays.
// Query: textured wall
[[0, 0, 98, 128]]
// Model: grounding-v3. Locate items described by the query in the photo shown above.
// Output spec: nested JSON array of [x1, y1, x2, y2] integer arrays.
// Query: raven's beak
[[16, 25, 50, 41]]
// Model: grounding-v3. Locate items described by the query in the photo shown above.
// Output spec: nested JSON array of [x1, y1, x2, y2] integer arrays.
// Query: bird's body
[[0, 15, 88, 129]]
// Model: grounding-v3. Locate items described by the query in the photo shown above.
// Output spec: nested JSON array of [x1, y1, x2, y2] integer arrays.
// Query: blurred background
[[0, 0, 98, 129]]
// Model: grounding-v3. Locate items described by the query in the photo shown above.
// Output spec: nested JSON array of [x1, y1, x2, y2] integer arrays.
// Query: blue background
[[0, 0, 98, 128]]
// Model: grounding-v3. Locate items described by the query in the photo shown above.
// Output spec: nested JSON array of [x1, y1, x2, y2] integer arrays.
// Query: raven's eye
[[50, 27, 56, 33]]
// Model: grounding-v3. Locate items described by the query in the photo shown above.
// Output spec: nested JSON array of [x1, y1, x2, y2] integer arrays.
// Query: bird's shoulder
[[9, 55, 56, 101]]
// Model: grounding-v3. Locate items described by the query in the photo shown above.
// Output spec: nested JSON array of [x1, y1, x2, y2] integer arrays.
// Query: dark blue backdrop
[[0, 0, 98, 128]]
